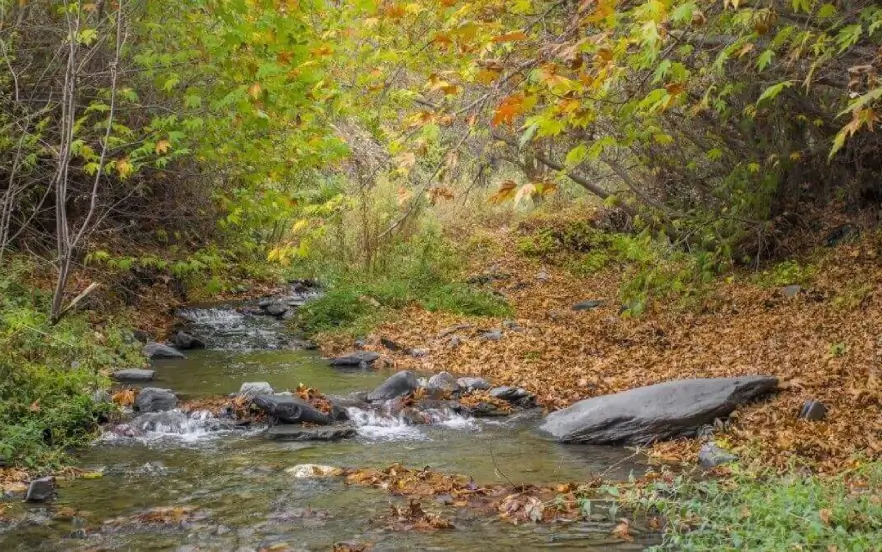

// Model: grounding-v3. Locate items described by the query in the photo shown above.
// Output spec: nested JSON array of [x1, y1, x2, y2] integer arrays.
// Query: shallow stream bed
[[1, 303, 658, 551]]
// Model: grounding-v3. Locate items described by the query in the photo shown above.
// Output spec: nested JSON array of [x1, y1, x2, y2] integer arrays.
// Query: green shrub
[[0, 261, 141, 468]]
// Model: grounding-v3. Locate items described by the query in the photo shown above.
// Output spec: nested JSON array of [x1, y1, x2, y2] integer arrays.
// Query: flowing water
[[1, 301, 659, 551]]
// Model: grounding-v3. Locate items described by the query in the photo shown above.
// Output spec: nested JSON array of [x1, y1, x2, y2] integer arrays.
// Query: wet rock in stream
[[366, 371, 419, 402], [25, 477, 56, 502], [142, 342, 185, 359], [264, 426, 356, 441], [329, 351, 380, 367], [238, 381, 274, 401], [169, 331, 205, 350], [134, 388, 178, 413], [252, 394, 333, 425]]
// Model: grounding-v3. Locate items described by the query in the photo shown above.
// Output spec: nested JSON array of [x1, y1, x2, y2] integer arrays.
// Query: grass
[[0, 260, 142, 469], [295, 235, 511, 337], [626, 464, 882, 551]]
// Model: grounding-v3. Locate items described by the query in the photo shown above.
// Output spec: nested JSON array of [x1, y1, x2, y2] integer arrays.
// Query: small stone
[[408, 348, 428, 358], [134, 388, 178, 413], [132, 329, 151, 343], [91, 389, 111, 404], [170, 331, 205, 350], [781, 285, 802, 298], [25, 477, 56, 502], [698, 442, 738, 468], [380, 337, 403, 351], [447, 335, 464, 349], [573, 299, 605, 311], [142, 342, 185, 360], [798, 400, 827, 421], [111, 368, 155, 382], [536, 271, 550, 281], [480, 329, 503, 341], [285, 464, 341, 478], [329, 351, 379, 367], [489, 386, 534, 406], [238, 382, 274, 400], [457, 377, 491, 391], [502, 320, 524, 332], [427, 372, 460, 395], [264, 302, 288, 317]]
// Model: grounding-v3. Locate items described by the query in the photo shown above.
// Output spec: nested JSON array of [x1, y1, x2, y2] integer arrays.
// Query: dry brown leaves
[[295, 383, 333, 414], [112, 388, 136, 407], [387, 499, 453, 531], [319, 229, 882, 474]]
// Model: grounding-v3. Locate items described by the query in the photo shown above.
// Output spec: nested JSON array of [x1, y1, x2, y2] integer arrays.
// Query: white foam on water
[[100, 409, 258, 445], [346, 406, 478, 440]]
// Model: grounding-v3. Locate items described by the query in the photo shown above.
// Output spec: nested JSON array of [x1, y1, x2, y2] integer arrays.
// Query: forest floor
[[318, 222, 882, 475]]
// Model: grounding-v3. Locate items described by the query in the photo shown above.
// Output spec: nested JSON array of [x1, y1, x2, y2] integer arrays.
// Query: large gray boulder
[[251, 395, 332, 425], [539, 376, 778, 445], [142, 342, 185, 360], [366, 371, 419, 402], [134, 388, 178, 413], [111, 368, 155, 382]]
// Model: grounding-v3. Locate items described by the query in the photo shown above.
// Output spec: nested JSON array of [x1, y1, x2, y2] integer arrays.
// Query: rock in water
[[25, 477, 55, 502], [490, 386, 535, 406], [265, 426, 356, 441], [238, 381, 274, 400], [285, 464, 342, 478], [264, 302, 288, 317], [170, 331, 205, 350], [142, 342, 185, 360], [539, 376, 778, 445], [328, 351, 379, 367], [252, 395, 332, 425], [366, 371, 419, 402], [698, 442, 738, 468], [111, 368, 155, 382], [427, 372, 460, 395], [457, 377, 491, 391], [134, 388, 178, 413]]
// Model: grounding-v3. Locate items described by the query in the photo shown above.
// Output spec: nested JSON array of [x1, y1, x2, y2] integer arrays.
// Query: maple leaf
[[492, 95, 525, 126], [155, 139, 171, 155], [488, 180, 518, 203], [492, 31, 528, 43], [112, 388, 136, 407], [611, 518, 633, 541]]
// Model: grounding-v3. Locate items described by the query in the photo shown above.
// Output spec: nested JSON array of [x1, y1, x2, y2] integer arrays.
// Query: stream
[[1, 295, 659, 551]]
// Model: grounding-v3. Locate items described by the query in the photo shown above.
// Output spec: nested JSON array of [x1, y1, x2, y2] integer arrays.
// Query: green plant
[[0, 260, 141, 468], [627, 464, 882, 551], [756, 260, 815, 288]]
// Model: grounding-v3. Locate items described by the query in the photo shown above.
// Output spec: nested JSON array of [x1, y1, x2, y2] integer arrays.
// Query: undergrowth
[[627, 464, 882, 551], [296, 232, 510, 337], [517, 218, 725, 315], [0, 261, 142, 469]]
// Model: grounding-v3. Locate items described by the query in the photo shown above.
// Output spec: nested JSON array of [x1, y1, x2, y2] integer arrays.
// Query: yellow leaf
[[116, 158, 134, 179], [155, 139, 170, 155], [248, 82, 262, 99], [489, 180, 518, 203]]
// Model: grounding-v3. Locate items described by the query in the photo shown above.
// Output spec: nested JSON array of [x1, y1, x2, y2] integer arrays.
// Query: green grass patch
[[628, 464, 882, 551], [0, 261, 142, 469], [295, 235, 510, 337]]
